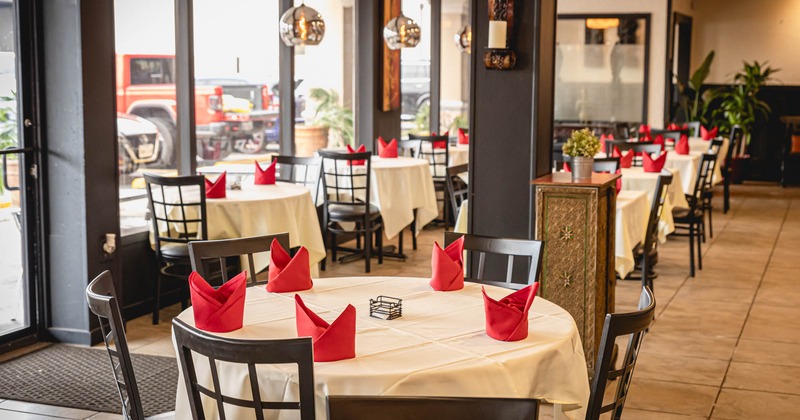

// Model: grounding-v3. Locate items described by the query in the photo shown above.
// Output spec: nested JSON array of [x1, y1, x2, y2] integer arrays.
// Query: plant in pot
[[675, 50, 717, 125], [0, 92, 18, 208], [295, 88, 354, 156], [562, 128, 601, 180], [713, 61, 779, 183]]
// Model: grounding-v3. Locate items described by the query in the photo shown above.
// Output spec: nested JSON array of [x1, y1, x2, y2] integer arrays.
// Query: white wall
[[681, 0, 800, 85], [558, 0, 669, 126]]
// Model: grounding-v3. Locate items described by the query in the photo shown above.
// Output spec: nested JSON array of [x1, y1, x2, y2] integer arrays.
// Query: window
[[130, 58, 175, 85], [401, 0, 432, 136], [439, 0, 470, 133]]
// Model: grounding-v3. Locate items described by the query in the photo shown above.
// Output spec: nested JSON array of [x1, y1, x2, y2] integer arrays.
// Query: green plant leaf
[[689, 50, 715, 91]]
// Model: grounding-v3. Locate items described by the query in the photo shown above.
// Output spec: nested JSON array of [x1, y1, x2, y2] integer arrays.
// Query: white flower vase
[[572, 156, 594, 181]]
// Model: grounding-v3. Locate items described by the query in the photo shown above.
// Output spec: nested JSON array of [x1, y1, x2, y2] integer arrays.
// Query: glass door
[[0, 0, 42, 350]]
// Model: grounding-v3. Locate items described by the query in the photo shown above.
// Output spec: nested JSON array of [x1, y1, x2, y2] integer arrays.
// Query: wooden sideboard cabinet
[[531, 172, 619, 373]]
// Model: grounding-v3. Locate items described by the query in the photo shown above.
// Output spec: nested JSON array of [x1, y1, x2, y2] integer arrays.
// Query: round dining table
[[448, 143, 470, 167], [615, 190, 650, 278], [620, 167, 689, 241], [664, 152, 701, 194], [171, 276, 591, 420]]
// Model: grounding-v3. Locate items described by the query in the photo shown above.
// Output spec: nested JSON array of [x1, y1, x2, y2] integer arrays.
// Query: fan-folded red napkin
[[189, 270, 246, 332], [430, 236, 465, 291], [431, 131, 449, 149], [377, 137, 398, 158], [675, 134, 690, 155], [653, 134, 665, 151], [562, 162, 571, 172], [295, 294, 356, 362], [667, 123, 678, 131], [643, 151, 667, 172], [254, 160, 277, 185], [458, 128, 469, 145], [701, 125, 718, 140], [346, 144, 367, 166], [267, 239, 313, 293], [482, 282, 539, 342], [205, 172, 227, 199], [612, 147, 634, 169]]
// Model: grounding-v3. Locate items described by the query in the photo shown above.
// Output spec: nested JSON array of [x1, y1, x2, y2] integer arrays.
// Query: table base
[[335, 245, 408, 264]]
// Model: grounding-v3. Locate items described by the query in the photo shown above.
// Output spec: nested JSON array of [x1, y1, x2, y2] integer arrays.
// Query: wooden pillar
[[174, 0, 197, 175]]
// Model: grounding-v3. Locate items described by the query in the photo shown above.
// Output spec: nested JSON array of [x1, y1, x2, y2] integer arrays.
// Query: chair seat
[[672, 207, 703, 222], [329, 203, 381, 221], [160, 242, 191, 260]]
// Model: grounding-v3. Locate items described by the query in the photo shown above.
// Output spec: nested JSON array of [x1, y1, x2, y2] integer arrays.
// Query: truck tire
[[148, 118, 176, 168]]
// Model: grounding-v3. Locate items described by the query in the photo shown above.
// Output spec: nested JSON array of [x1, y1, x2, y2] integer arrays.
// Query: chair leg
[[688, 223, 696, 277], [321, 230, 328, 271], [398, 229, 404, 256], [697, 221, 704, 270], [377, 228, 384, 265], [411, 210, 418, 250], [707, 200, 714, 239], [356, 228, 362, 250], [152, 271, 162, 325], [724, 177, 731, 213], [364, 228, 372, 273], [331, 232, 337, 262]]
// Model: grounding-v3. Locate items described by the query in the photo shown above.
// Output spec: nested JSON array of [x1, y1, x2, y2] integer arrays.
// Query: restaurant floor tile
[[3, 183, 800, 419]]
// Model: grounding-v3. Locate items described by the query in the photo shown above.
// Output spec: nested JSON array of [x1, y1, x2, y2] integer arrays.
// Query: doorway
[[667, 12, 692, 122]]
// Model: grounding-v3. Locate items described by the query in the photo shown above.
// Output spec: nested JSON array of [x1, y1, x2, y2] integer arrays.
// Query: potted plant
[[295, 88, 354, 156], [675, 51, 717, 125], [0, 92, 17, 208], [562, 128, 601, 180], [714, 61, 778, 183]]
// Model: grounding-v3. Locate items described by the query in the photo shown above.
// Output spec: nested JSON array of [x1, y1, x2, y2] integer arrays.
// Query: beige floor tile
[[712, 388, 800, 419], [621, 408, 708, 419], [723, 361, 800, 395], [650, 298, 750, 338], [0, 409, 63, 420], [641, 331, 737, 360], [133, 336, 176, 357], [672, 281, 757, 304], [741, 304, 800, 344], [733, 338, 800, 367], [635, 352, 728, 387], [626, 378, 717, 417], [0, 400, 98, 419]]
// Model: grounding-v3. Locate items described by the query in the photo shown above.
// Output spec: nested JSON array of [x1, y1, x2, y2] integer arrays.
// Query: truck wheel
[[149, 118, 176, 168]]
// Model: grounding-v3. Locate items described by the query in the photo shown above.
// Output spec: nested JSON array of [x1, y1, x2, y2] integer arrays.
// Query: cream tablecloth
[[615, 190, 649, 278], [419, 143, 470, 168], [172, 276, 590, 420], [621, 168, 688, 241], [664, 152, 701, 194], [688, 137, 728, 184]]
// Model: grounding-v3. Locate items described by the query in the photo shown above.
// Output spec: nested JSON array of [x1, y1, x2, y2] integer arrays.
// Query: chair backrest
[[643, 172, 673, 286], [725, 125, 744, 169], [445, 164, 469, 219], [317, 149, 373, 213], [86, 271, 145, 420], [397, 139, 420, 157], [587, 286, 656, 420], [172, 318, 316, 420], [686, 121, 701, 138], [327, 396, 539, 420], [444, 232, 544, 289], [273, 155, 322, 205], [412, 135, 450, 180], [188, 233, 291, 286], [707, 138, 724, 156], [605, 141, 662, 167], [651, 130, 684, 142], [144, 173, 208, 256], [592, 157, 620, 173], [689, 153, 717, 208]]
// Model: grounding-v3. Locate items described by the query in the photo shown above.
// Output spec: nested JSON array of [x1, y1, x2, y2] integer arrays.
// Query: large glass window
[[401, 0, 432, 136], [439, 0, 470, 134], [554, 16, 648, 125]]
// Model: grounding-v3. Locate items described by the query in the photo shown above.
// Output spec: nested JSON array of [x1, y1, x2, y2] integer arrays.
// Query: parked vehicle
[[115, 54, 278, 164], [117, 112, 162, 174], [401, 59, 430, 120]]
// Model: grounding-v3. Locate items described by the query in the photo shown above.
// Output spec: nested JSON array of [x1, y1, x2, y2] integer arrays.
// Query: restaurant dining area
[[2, 0, 800, 419]]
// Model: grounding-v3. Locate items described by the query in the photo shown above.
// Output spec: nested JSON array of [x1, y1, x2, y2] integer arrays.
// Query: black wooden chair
[[188, 233, 291, 287], [397, 139, 420, 157], [586, 286, 655, 420], [605, 141, 662, 167], [629, 172, 673, 290], [144, 173, 208, 324], [412, 134, 450, 226], [672, 153, 717, 277], [327, 396, 539, 420], [172, 318, 316, 420], [701, 141, 723, 240], [723, 125, 744, 213], [318, 150, 383, 273], [273, 155, 322, 204], [445, 163, 469, 231], [444, 232, 543, 290], [86, 271, 148, 420], [686, 121, 701, 138]]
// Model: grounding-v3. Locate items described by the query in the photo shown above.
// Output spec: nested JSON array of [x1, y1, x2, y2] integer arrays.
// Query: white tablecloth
[[449, 144, 470, 167], [340, 157, 439, 240], [688, 137, 728, 184], [615, 190, 649, 278], [454, 199, 468, 233], [173, 276, 590, 420], [664, 152, 701, 194], [620, 168, 688, 241]]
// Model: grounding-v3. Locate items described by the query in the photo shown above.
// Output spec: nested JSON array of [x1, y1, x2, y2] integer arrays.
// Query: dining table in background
[[687, 136, 728, 184], [620, 167, 688, 240], [172, 276, 591, 420], [614, 190, 650, 278], [664, 152, 701, 194]]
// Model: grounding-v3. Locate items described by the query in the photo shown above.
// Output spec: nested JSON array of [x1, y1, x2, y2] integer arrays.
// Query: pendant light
[[279, 2, 326, 47], [383, 12, 421, 50], [455, 24, 471, 54]]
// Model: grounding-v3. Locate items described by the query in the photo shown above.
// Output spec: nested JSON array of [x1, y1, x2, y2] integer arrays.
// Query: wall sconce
[[279, 2, 326, 47], [384, 11, 421, 50], [455, 24, 472, 54], [484, 0, 516, 70]]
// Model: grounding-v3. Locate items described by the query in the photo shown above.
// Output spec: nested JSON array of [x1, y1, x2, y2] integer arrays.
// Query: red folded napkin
[[205, 172, 227, 199], [612, 147, 634, 169], [675, 134, 690, 155], [653, 134, 665, 151], [267, 239, 313, 293], [482, 282, 539, 342], [599, 134, 607, 153], [643, 151, 667, 172], [562, 162, 571, 173], [431, 131, 449, 149], [701, 125, 718, 140], [295, 294, 356, 362], [254, 160, 276, 185], [457, 128, 469, 145], [430, 236, 465, 291], [667, 122, 680, 131], [346, 144, 367, 166], [377, 137, 398, 158], [188, 270, 246, 333]]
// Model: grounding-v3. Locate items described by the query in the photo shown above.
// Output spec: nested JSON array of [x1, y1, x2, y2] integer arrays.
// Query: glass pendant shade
[[280, 3, 325, 47], [455, 24, 471, 54], [383, 13, 421, 50]]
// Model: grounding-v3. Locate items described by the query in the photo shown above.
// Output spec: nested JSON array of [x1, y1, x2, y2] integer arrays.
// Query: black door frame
[[666, 12, 693, 123], [0, 0, 46, 353]]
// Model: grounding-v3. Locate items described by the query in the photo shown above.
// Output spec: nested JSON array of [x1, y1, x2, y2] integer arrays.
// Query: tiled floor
[[1, 184, 799, 419]]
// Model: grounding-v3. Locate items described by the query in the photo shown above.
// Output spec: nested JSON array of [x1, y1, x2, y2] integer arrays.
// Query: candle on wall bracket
[[483, 0, 516, 70]]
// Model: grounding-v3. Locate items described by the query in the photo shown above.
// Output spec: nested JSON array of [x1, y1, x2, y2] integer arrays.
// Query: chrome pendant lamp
[[279, 2, 326, 47], [383, 12, 421, 50], [455, 24, 471, 54]]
